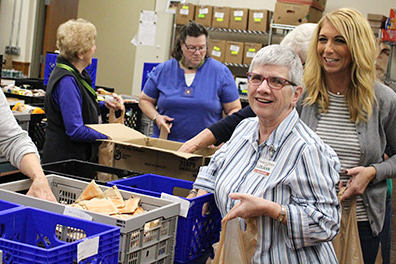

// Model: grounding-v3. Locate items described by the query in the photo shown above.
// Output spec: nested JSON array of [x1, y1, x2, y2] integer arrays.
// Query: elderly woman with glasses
[[139, 21, 241, 142], [193, 44, 341, 263]]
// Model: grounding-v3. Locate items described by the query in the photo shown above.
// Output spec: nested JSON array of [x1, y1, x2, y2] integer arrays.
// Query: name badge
[[254, 158, 276, 176]]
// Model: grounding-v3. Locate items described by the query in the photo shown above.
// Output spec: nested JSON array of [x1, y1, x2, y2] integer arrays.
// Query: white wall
[[0, 0, 37, 64]]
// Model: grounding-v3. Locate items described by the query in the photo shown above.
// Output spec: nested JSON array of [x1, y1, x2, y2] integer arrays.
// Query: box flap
[[88, 124, 146, 142]]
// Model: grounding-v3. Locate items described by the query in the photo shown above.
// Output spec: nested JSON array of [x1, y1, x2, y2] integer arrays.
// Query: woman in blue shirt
[[139, 21, 241, 143]]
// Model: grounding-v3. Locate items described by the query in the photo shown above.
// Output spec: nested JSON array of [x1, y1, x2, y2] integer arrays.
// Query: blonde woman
[[300, 8, 396, 263], [43, 19, 123, 163]]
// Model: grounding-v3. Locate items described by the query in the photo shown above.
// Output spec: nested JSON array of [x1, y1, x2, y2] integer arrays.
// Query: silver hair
[[280, 23, 317, 64], [249, 45, 303, 90]]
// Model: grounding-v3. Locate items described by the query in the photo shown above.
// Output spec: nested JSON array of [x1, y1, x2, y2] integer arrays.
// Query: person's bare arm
[[19, 153, 57, 202], [179, 128, 217, 153], [222, 100, 242, 116], [139, 92, 174, 133]]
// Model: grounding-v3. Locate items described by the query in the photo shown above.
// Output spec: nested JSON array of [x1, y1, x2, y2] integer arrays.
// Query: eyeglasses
[[184, 43, 206, 53], [246, 72, 296, 90]]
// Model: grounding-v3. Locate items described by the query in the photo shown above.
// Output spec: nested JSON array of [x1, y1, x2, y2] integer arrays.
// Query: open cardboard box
[[88, 124, 217, 182]]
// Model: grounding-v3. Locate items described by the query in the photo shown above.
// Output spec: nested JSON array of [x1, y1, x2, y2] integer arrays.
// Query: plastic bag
[[211, 213, 257, 264], [332, 197, 364, 264]]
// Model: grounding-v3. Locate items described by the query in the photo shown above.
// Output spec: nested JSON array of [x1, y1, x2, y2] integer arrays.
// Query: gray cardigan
[[297, 81, 396, 236], [0, 90, 39, 168]]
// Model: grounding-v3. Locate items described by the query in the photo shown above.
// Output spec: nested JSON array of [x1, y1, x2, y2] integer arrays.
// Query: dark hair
[[171, 21, 208, 60]]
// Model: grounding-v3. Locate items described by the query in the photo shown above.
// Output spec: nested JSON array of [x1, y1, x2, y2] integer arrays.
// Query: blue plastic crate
[[0, 199, 22, 212], [43, 53, 98, 88], [108, 174, 222, 264], [0, 207, 120, 264]]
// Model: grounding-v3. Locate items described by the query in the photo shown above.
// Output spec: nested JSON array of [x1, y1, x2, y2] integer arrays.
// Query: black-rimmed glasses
[[246, 72, 296, 89], [184, 43, 206, 53]]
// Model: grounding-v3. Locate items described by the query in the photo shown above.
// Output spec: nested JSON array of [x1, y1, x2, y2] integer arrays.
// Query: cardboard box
[[277, 0, 326, 12], [369, 20, 385, 28], [243, 42, 262, 65], [224, 41, 244, 64], [208, 39, 226, 62], [194, 5, 213, 27], [248, 9, 270, 32], [176, 3, 195, 25], [212, 6, 230, 28], [367, 13, 388, 22], [89, 124, 216, 182], [273, 2, 323, 25], [229, 8, 248, 30]]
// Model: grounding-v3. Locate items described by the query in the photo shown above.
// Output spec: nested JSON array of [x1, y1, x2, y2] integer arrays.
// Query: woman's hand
[[338, 166, 376, 202], [226, 193, 282, 222], [104, 93, 124, 111], [155, 114, 174, 134]]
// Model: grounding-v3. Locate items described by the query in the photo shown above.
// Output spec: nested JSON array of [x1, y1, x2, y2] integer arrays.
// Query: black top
[[42, 56, 100, 163], [208, 105, 256, 145]]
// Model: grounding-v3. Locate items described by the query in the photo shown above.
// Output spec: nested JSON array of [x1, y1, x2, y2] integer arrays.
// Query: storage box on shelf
[[243, 42, 263, 65], [248, 9, 271, 32], [41, 159, 141, 184], [208, 39, 226, 62], [273, 2, 323, 25], [0, 175, 180, 264], [176, 3, 195, 25], [194, 5, 213, 27], [108, 174, 222, 264], [277, 0, 326, 12], [0, 206, 120, 264], [211, 6, 231, 28], [229, 8, 249, 30], [224, 41, 244, 64]]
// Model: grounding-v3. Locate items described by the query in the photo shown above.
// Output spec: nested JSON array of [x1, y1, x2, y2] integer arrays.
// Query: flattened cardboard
[[88, 124, 216, 182], [212, 6, 230, 28], [273, 2, 323, 25]]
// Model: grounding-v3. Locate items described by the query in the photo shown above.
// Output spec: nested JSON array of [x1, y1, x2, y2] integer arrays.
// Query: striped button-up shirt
[[194, 109, 341, 264]]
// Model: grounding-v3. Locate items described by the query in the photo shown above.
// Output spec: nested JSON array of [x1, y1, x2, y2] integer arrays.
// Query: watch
[[152, 114, 159, 122], [277, 205, 286, 223]]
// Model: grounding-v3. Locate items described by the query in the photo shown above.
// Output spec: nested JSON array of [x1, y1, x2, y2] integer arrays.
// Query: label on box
[[214, 46, 220, 51], [217, 18, 224, 22], [247, 51, 256, 58], [199, 8, 209, 15], [235, 17, 242, 21], [198, 14, 205, 18], [180, 8, 189, 15], [215, 12, 224, 19], [254, 18, 262, 22], [161, 193, 190, 217], [234, 10, 244, 17], [230, 45, 240, 52], [212, 50, 222, 57], [253, 12, 264, 19], [64, 206, 93, 221], [77, 236, 99, 262]]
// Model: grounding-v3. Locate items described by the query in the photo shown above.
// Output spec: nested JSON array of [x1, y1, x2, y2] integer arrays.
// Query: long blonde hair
[[303, 8, 376, 123]]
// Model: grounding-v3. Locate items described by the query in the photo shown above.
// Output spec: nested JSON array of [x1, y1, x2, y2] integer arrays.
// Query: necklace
[[180, 58, 205, 70]]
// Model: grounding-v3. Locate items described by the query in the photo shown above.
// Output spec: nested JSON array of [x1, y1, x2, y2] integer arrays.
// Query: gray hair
[[280, 23, 317, 64], [249, 45, 303, 89]]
